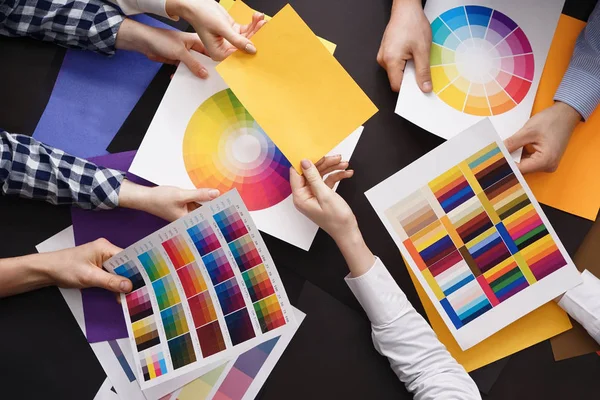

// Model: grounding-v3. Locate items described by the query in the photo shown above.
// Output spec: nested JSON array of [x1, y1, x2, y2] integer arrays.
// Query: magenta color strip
[[429, 250, 462, 277], [476, 275, 499, 306], [530, 250, 567, 280], [497, 279, 528, 302], [509, 215, 543, 239], [475, 242, 510, 271]]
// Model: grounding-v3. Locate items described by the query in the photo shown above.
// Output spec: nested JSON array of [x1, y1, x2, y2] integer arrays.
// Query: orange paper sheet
[[526, 15, 600, 221], [405, 260, 572, 372], [227, 1, 337, 54], [216, 4, 377, 171]]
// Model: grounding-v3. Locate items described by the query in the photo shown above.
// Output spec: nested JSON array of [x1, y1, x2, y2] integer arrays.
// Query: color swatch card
[[216, 4, 377, 171], [396, 0, 564, 143], [365, 119, 580, 350], [130, 52, 363, 251], [104, 190, 296, 391]]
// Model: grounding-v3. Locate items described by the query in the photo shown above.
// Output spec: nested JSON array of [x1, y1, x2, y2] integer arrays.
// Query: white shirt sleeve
[[558, 270, 600, 344], [345, 258, 481, 400], [105, 0, 170, 18]]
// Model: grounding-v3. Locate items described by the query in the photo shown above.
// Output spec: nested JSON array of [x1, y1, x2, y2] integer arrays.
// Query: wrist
[[554, 101, 582, 125], [118, 180, 155, 214], [392, 0, 422, 14], [115, 18, 151, 54], [333, 225, 364, 252], [0, 254, 54, 297], [167, 0, 201, 21]]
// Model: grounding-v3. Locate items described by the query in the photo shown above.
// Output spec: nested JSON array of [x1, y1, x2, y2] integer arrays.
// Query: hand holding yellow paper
[[216, 4, 377, 171]]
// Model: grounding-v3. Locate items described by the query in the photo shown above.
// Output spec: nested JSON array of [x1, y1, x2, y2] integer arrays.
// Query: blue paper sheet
[[33, 15, 175, 158]]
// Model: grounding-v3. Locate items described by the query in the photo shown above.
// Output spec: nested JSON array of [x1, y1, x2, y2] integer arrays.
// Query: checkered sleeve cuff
[[0, 0, 125, 56], [0, 131, 125, 210]]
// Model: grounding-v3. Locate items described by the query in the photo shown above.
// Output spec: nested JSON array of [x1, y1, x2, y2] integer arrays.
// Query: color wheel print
[[183, 89, 291, 211], [430, 6, 534, 116]]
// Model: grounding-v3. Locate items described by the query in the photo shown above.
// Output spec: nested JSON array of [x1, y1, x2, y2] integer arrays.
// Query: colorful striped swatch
[[152, 275, 181, 310], [253, 295, 286, 333], [138, 248, 170, 282], [386, 143, 568, 330], [132, 316, 160, 351], [115, 260, 145, 291], [225, 308, 256, 346], [168, 333, 197, 369], [229, 235, 262, 272], [196, 320, 227, 357], [214, 206, 248, 242], [215, 278, 246, 316], [176, 262, 208, 298], [140, 346, 167, 381], [162, 235, 195, 269], [188, 291, 218, 328], [109, 340, 136, 382], [187, 220, 221, 257], [242, 264, 275, 302], [202, 248, 235, 285], [126, 287, 153, 323], [161, 304, 190, 340]]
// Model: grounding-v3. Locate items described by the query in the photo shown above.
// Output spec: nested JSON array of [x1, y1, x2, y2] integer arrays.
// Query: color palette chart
[[183, 88, 292, 211], [105, 190, 294, 390], [366, 120, 580, 349], [430, 6, 533, 116]]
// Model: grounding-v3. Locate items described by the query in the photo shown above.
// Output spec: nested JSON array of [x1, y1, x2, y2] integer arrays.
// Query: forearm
[[107, 0, 170, 18], [0, 254, 53, 298], [335, 227, 376, 278], [118, 179, 156, 213], [391, 0, 423, 15], [0, 0, 125, 55], [0, 131, 124, 209]]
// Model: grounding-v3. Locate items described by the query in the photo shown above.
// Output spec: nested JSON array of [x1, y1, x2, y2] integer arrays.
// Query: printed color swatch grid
[[386, 143, 567, 330], [229, 235, 262, 272], [140, 347, 168, 381], [126, 287, 153, 323], [162, 235, 195, 269], [138, 248, 170, 282], [187, 220, 221, 256], [115, 260, 145, 291], [214, 206, 248, 242]]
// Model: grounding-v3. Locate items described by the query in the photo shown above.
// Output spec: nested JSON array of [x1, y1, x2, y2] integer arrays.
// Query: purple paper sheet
[[72, 151, 168, 343], [33, 15, 175, 159]]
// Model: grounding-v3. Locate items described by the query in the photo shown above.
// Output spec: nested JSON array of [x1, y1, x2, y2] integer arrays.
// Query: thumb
[[289, 167, 305, 192], [181, 188, 220, 203], [179, 49, 208, 79], [88, 267, 132, 293], [504, 128, 533, 154], [220, 26, 257, 54], [300, 159, 329, 199], [413, 44, 432, 93], [516, 156, 541, 175]]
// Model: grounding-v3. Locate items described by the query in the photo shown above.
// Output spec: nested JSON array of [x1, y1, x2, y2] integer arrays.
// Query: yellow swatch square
[[216, 4, 377, 170]]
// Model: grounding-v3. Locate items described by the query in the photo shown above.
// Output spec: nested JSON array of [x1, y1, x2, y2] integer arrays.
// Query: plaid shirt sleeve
[[0, 0, 125, 56], [0, 131, 125, 210]]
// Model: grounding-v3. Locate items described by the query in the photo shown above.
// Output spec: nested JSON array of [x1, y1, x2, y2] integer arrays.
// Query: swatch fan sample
[[366, 119, 580, 350], [104, 190, 295, 390], [130, 53, 362, 250], [396, 0, 564, 143]]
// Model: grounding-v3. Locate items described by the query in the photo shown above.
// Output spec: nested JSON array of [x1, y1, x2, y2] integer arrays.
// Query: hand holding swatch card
[[366, 119, 581, 350], [130, 52, 363, 251], [216, 4, 377, 170], [105, 189, 296, 391], [396, 0, 564, 144]]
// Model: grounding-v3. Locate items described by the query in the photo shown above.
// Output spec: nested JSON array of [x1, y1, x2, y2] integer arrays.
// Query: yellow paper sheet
[[219, 0, 235, 11], [216, 4, 377, 171], [525, 15, 600, 221], [405, 259, 572, 372], [227, 1, 337, 54]]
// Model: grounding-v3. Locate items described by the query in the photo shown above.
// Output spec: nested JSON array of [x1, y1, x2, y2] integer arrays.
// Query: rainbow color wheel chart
[[431, 5, 534, 116], [183, 89, 291, 211]]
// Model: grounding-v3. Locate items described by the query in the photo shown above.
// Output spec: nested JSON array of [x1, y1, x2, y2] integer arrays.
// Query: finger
[[504, 128, 534, 154], [181, 188, 220, 203], [179, 49, 209, 79], [315, 154, 342, 170], [324, 170, 354, 188], [320, 161, 349, 177], [516, 156, 543, 175], [413, 44, 432, 92], [301, 159, 330, 199], [289, 167, 306, 192], [384, 59, 406, 93], [85, 267, 132, 293], [189, 36, 207, 55], [147, 54, 177, 65], [94, 238, 123, 261], [219, 25, 256, 54]]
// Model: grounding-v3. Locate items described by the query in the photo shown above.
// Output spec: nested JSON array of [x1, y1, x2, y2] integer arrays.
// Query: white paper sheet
[[130, 52, 362, 251], [365, 119, 581, 349], [94, 378, 119, 400], [396, 0, 565, 143]]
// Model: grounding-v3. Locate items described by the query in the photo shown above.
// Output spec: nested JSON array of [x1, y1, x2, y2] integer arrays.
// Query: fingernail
[[208, 189, 220, 198], [119, 281, 129, 292], [423, 81, 432, 92], [199, 68, 208, 78], [245, 43, 257, 54], [301, 159, 311, 169]]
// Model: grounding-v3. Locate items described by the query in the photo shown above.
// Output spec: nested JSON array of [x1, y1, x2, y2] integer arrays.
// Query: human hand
[[504, 102, 581, 174], [377, 0, 432, 92], [290, 159, 357, 242], [166, 0, 266, 61], [119, 180, 220, 222], [116, 19, 210, 79], [43, 239, 131, 293]]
